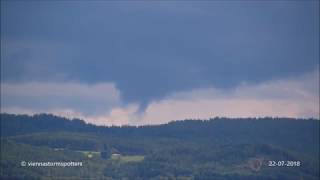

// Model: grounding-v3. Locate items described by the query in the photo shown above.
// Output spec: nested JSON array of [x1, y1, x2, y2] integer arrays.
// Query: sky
[[1, 1, 319, 125]]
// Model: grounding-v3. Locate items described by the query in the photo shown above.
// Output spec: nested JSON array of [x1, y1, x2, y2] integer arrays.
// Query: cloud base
[[1, 69, 319, 125]]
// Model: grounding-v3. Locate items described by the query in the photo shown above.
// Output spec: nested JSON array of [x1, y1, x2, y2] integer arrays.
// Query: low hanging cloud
[[1, 82, 122, 117], [1, 69, 319, 126]]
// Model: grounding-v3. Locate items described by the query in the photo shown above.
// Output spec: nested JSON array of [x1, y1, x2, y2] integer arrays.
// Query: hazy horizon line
[[1, 112, 319, 127]]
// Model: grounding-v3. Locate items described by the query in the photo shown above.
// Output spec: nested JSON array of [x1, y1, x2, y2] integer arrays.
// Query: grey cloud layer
[[1, 1, 319, 105], [1, 82, 120, 116], [1, 1, 319, 124]]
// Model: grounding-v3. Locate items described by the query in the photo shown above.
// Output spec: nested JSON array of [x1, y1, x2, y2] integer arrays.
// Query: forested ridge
[[1, 113, 319, 180]]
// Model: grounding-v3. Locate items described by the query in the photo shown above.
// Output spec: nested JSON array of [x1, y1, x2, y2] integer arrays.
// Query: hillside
[[1, 114, 319, 180]]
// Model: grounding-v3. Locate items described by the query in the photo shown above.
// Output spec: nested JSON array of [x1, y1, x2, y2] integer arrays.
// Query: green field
[[110, 154, 145, 163], [77, 150, 100, 156], [78, 151, 145, 163]]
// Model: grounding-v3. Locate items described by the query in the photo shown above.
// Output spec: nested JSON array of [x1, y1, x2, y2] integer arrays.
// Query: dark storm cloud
[[1, 1, 319, 106]]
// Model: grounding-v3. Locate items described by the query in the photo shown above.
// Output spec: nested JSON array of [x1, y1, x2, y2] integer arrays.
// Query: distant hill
[[1, 113, 319, 155], [1, 113, 319, 180]]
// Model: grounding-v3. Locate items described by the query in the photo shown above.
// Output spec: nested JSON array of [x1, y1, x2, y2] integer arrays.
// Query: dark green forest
[[0, 113, 319, 180]]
